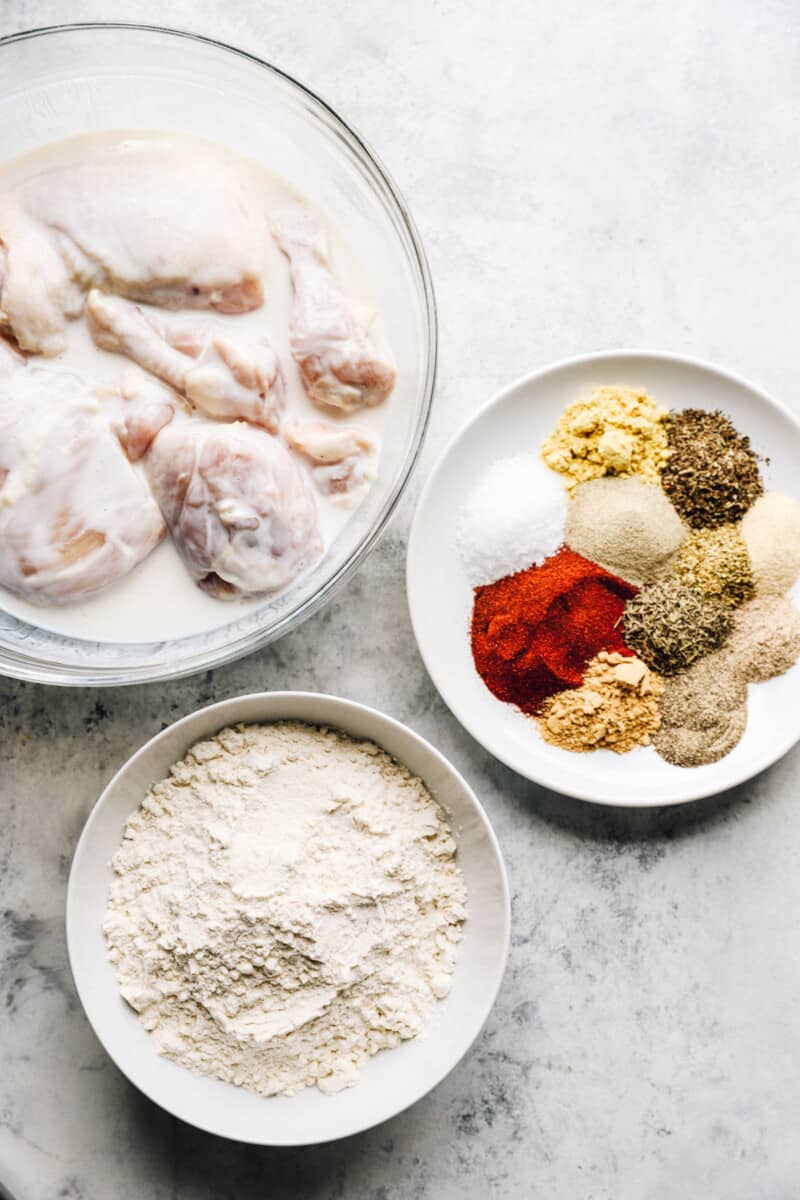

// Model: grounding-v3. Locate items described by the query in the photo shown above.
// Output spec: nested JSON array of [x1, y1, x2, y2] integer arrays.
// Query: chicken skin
[[0, 355, 165, 604], [88, 290, 283, 432], [271, 206, 395, 414], [0, 137, 267, 355], [120, 383, 322, 597]]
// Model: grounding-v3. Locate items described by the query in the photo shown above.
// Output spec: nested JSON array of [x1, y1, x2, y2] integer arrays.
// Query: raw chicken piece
[[0, 360, 165, 604], [88, 290, 283, 432], [284, 416, 373, 464], [284, 415, 375, 497], [271, 206, 395, 414], [0, 336, 20, 374], [0, 136, 267, 355], [116, 370, 178, 463], [0, 245, 10, 340], [123, 384, 322, 597]]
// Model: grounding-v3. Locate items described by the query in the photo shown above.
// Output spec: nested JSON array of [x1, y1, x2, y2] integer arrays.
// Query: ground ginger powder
[[541, 385, 670, 491], [537, 651, 664, 753]]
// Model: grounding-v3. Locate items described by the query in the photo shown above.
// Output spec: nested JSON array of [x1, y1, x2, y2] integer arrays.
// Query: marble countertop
[[2, 1, 800, 1196]]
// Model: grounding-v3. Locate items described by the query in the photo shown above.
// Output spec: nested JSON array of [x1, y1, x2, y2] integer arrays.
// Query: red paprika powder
[[470, 546, 637, 715]]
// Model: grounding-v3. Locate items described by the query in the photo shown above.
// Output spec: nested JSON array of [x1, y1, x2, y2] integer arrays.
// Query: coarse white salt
[[456, 453, 567, 586]]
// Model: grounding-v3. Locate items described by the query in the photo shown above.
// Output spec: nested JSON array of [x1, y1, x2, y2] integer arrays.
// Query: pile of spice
[[465, 383, 800, 769], [672, 525, 754, 607], [457, 453, 567, 585], [623, 580, 732, 674], [660, 408, 763, 528], [470, 546, 635, 715], [654, 652, 748, 767], [538, 652, 663, 753], [565, 476, 685, 585], [653, 599, 800, 766], [724, 596, 800, 683], [541, 385, 670, 490], [741, 493, 800, 596]]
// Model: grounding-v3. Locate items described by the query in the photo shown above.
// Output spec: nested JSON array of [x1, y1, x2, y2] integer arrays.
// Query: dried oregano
[[672, 524, 754, 607], [623, 579, 733, 674], [660, 409, 763, 528]]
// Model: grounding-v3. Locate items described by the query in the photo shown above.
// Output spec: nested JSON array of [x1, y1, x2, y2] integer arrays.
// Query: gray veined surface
[[2, 0, 800, 1197]]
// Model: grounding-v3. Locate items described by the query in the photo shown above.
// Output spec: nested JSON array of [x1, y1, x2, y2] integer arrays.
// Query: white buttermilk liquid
[[0, 132, 389, 643]]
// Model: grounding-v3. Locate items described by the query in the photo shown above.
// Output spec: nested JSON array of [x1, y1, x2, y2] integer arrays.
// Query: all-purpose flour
[[103, 722, 467, 1097]]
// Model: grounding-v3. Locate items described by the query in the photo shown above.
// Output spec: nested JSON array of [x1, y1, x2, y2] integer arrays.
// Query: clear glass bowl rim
[[0, 21, 438, 687]]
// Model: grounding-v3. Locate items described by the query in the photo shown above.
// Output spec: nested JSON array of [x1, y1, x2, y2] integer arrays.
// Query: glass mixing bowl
[[0, 23, 436, 685]]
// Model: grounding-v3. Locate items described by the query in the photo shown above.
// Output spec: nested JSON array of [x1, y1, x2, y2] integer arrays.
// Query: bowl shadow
[[125, 1079, 406, 1195], [479, 744, 781, 844]]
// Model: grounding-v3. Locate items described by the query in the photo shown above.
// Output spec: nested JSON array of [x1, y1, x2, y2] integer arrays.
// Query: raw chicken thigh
[[0, 354, 165, 604], [121, 385, 322, 597], [284, 416, 375, 497], [272, 207, 396, 414], [0, 137, 267, 355], [88, 290, 283, 432]]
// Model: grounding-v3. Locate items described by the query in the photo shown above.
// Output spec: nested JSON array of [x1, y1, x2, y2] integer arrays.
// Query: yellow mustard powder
[[541, 385, 670, 491]]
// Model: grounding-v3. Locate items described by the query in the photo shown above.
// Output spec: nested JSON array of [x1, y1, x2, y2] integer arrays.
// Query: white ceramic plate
[[407, 350, 800, 806], [66, 692, 510, 1145]]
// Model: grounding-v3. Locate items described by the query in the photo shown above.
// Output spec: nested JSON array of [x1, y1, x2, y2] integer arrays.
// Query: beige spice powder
[[537, 651, 663, 753], [724, 596, 800, 682], [565, 476, 686, 586], [741, 493, 800, 596]]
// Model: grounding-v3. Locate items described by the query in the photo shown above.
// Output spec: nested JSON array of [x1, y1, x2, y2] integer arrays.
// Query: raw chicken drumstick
[[0, 137, 266, 355], [88, 290, 284, 433], [284, 416, 375, 497], [0, 356, 165, 604], [271, 206, 396, 414], [115, 371, 177, 464], [119, 380, 322, 598]]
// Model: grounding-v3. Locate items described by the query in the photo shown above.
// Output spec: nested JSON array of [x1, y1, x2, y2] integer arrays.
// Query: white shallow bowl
[[66, 692, 510, 1146], [407, 350, 800, 807], [0, 24, 435, 686]]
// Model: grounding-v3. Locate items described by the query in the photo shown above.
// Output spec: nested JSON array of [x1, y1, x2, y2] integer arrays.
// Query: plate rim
[[65, 689, 511, 1145], [407, 347, 800, 807]]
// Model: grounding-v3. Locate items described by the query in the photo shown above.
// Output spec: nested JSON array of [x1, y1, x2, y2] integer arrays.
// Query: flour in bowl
[[103, 722, 467, 1097]]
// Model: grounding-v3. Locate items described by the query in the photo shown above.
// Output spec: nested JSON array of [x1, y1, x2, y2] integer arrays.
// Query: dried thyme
[[623, 579, 733, 674], [660, 409, 763, 528]]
